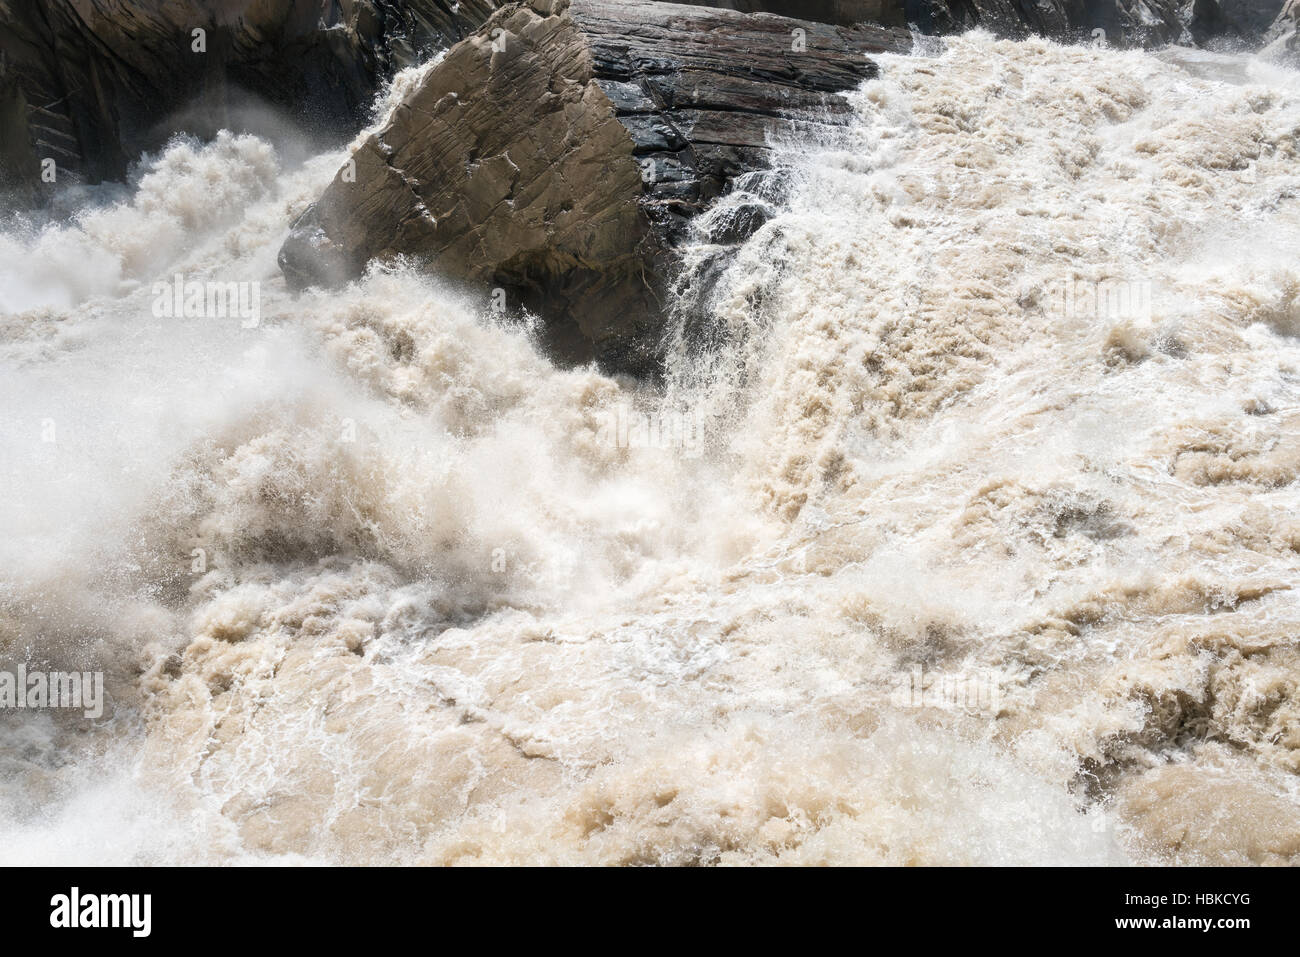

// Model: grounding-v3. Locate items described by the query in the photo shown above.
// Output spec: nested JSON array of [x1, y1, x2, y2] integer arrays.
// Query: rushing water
[[2, 32, 1299, 865]]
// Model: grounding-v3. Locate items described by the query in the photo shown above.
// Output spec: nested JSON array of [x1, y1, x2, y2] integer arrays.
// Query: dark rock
[[0, 0, 500, 191], [1263, 0, 1299, 45], [1261, 3, 1300, 67], [1075, 0, 1192, 48], [1191, 0, 1288, 43], [903, 0, 1192, 47], [701, 201, 776, 245]]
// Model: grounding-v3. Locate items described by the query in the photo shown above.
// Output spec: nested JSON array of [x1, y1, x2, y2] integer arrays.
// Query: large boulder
[[278, 0, 910, 374], [1265, 0, 1300, 39], [0, 0, 500, 189]]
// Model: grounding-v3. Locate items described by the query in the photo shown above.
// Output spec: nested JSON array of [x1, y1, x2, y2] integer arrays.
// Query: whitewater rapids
[[2, 33, 1299, 865]]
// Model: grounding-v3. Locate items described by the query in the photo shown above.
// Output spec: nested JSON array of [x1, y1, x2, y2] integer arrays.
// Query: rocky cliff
[[0, 0, 499, 189]]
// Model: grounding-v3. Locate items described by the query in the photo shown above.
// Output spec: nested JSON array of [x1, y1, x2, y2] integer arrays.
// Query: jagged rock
[[0, 0, 500, 190], [1257, 0, 1300, 66], [1264, 0, 1300, 42], [279, 0, 911, 373], [1192, 0, 1288, 44]]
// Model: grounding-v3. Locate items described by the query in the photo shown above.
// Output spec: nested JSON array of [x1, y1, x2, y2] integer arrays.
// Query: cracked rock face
[[0, 0, 500, 189], [279, 0, 910, 374]]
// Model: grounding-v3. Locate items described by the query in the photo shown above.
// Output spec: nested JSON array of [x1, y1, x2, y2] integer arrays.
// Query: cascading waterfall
[[2, 32, 1299, 865]]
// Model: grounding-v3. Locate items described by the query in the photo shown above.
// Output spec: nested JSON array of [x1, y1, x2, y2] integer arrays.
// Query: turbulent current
[[3, 33, 1300, 865]]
